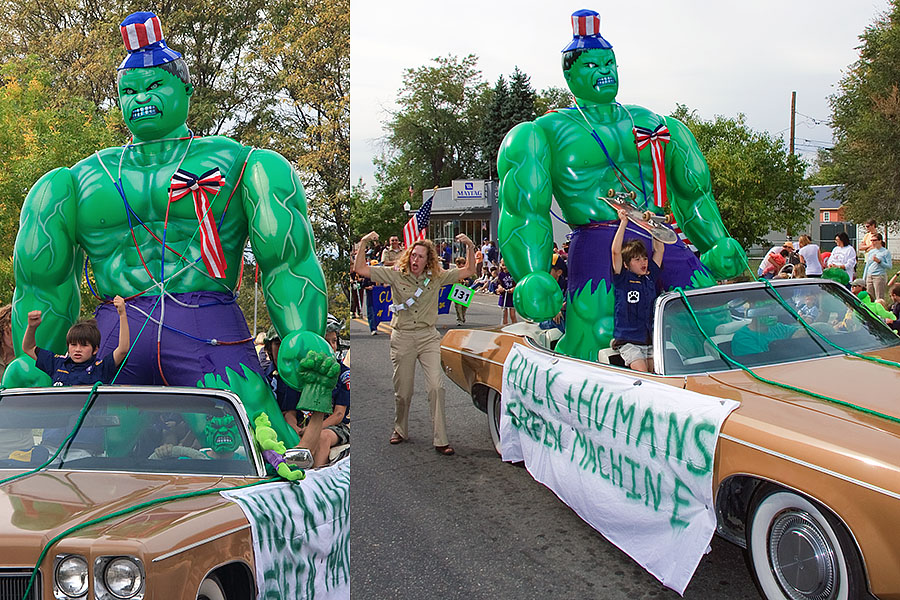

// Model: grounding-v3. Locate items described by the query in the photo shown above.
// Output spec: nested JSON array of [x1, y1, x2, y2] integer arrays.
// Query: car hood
[[0, 470, 252, 565], [702, 347, 900, 430]]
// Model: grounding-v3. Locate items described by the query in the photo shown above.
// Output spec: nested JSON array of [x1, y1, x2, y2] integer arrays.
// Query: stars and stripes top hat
[[118, 11, 182, 71], [562, 9, 613, 52]]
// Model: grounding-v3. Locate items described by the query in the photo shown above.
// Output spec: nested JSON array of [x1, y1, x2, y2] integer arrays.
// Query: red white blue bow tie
[[169, 168, 228, 278], [633, 124, 671, 209]]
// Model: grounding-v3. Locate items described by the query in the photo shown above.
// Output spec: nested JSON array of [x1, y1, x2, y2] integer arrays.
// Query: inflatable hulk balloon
[[3, 12, 337, 448], [497, 9, 745, 362]]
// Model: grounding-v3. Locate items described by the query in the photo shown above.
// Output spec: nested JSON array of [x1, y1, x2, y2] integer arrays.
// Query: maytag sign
[[451, 179, 484, 202]]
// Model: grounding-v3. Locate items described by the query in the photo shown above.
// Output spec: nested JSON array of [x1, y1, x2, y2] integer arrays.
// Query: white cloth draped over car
[[501, 346, 738, 594]]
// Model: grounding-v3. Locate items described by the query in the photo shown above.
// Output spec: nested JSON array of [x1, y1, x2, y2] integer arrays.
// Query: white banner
[[501, 347, 738, 594], [222, 457, 350, 600]]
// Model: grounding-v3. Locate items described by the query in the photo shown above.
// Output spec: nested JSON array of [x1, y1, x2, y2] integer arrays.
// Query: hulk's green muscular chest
[[69, 137, 250, 294], [536, 105, 664, 223]]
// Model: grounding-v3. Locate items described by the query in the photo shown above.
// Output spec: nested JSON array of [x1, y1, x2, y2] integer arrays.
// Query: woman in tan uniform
[[354, 232, 475, 455]]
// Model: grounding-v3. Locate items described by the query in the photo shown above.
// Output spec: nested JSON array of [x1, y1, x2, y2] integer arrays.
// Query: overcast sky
[[350, 1, 891, 191]]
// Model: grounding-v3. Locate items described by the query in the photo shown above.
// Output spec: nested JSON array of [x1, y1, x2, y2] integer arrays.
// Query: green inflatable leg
[[555, 283, 615, 362], [197, 364, 300, 449]]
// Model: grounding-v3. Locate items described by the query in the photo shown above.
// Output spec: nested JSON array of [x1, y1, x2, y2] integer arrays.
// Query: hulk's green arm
[[497, 122, 555, 279], [12, 168, 82, 355], [663, 116, 731, 254], [241, 149, 328, 338]]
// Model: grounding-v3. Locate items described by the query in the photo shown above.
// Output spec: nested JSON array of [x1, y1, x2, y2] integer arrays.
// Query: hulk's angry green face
[[564, 48, 619, 105], [204, 415, 241, 454], [118, 67, 192, 141]]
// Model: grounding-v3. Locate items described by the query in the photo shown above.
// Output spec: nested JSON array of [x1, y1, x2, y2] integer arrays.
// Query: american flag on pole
[[403, 195, 433, 247]]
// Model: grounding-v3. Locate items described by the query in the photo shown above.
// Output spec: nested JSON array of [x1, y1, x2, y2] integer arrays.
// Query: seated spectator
[[309, 321, 350, 467], [797, 294, 820, 321], [486, 267, 500, 294], [539, 256, 568, 333], [732, 304, 800, 356], [470, 271, 492, 292], [889, 285, 900, 333]]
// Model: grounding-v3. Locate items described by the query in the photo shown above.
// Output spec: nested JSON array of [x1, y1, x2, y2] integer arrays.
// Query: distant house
[[414, 180, 572, 255], [811, 185, 855, 252], [749, 184, 853, 255]]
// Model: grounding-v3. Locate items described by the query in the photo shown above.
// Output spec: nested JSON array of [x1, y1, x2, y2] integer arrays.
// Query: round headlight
[[55, 555, 89, 597], [104, 557, 143, 598]]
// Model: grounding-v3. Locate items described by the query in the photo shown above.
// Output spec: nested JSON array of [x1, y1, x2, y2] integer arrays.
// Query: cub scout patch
[[627, 290, 640, 303]]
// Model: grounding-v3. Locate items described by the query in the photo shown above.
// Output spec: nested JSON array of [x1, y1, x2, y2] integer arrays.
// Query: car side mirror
[[283, 448, 314, 469]]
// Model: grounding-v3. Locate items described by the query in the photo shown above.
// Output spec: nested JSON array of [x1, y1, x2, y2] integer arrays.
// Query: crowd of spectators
[[352, 235, 573, 327], [758, 221, 895, 304]]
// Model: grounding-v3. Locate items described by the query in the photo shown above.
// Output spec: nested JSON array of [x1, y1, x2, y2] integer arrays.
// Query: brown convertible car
[[0, 385, 319, 600], [441, 279, 900, 600]]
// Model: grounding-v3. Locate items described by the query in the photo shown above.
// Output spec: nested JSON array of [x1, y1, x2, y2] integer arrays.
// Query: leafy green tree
[[672, 105, 812, 248], [242, 0, 351, 290], [376, 54, 489, 206], [477, 74, 509, 180], [477, 67, 540, 179], [349, 177, 417, 257], [535, 86, 571, 115], [829, 1, 900, 222], [0, 60, 123, 304], [506, 67, 536, 125]]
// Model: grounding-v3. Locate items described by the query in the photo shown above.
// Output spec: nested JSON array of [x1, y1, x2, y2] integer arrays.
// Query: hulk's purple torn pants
[[95, 291, 263, 386], [568, 221, 711, 298]]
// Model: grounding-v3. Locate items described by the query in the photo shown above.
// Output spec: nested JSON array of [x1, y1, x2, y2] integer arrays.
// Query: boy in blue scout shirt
[[610, 208, 665, 372], [23, 295, 131, 385]]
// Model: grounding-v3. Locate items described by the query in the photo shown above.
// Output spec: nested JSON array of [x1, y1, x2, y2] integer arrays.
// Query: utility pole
[[786, 91, 797, 240], [789, 91, 796, 156]]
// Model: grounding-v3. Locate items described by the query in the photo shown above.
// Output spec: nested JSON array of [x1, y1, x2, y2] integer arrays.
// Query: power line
[[795, 111, 832, 127]]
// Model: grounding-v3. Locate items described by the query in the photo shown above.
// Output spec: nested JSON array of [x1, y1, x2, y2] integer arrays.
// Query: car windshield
[[0, 389, 258, 476], [661, 281, 900, 375]]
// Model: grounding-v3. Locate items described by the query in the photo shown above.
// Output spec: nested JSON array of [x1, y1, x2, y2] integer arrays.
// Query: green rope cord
[[674, 287, 900, 426], [20, 475, 282, 600]]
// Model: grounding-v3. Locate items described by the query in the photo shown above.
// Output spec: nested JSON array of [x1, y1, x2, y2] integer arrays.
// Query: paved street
[[349, 292, 761, 599]]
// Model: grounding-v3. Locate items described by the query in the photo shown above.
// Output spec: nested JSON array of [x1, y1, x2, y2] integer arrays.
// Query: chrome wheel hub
[[769, 510, 837, 600]]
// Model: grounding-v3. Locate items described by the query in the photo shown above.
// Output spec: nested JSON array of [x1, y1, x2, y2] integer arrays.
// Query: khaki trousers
[[389, 327, 448, 446], [867, 274, 887, 302]]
